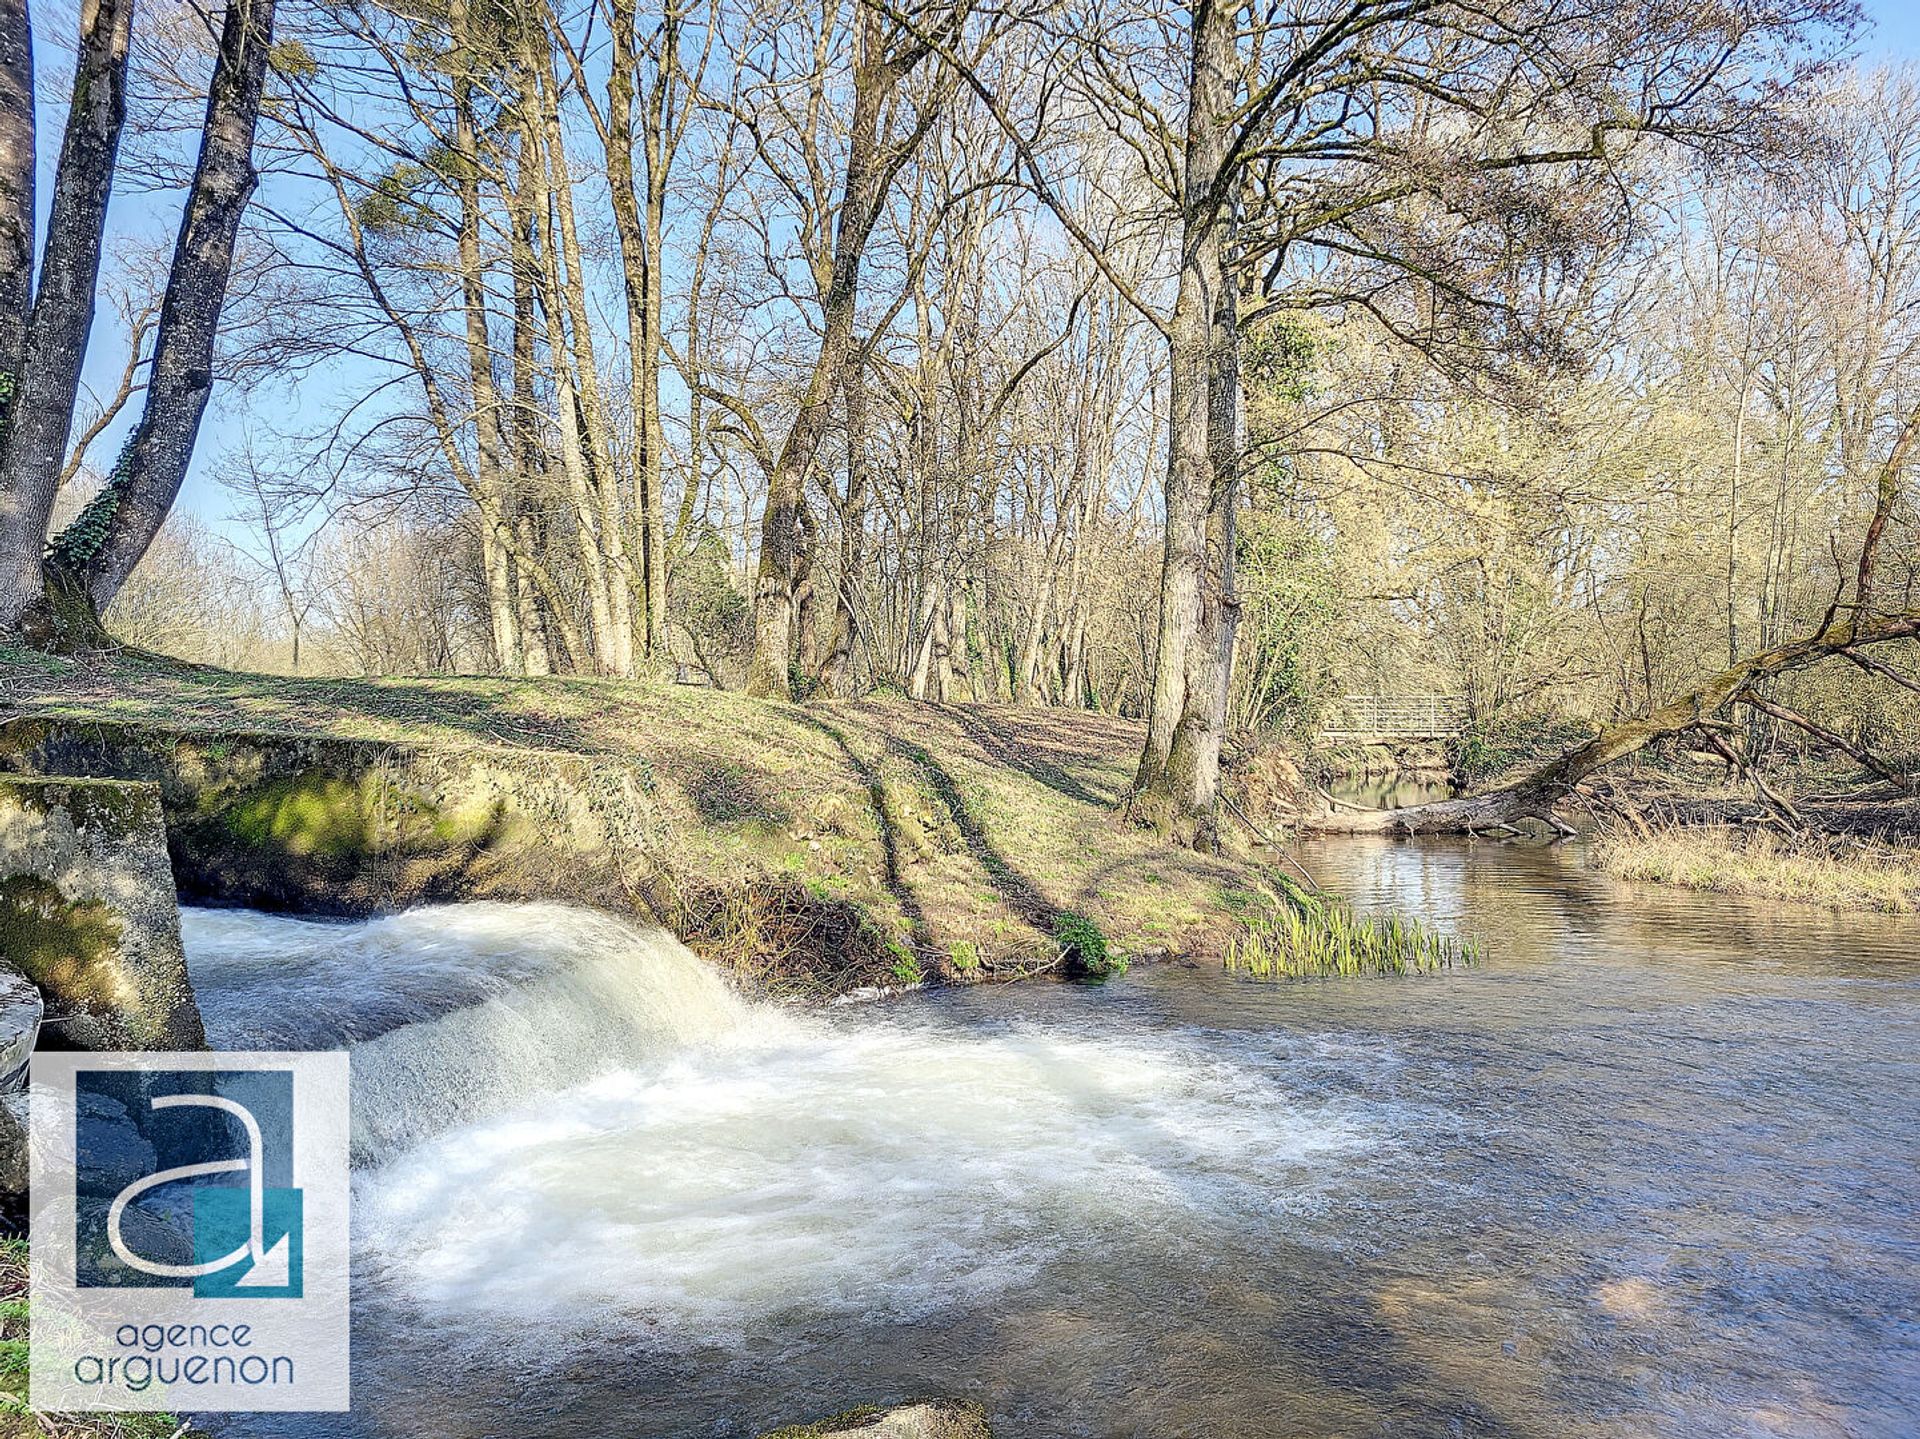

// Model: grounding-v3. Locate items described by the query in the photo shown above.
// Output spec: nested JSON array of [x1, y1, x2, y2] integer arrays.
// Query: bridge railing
[[1319, 694, 1469, 739]]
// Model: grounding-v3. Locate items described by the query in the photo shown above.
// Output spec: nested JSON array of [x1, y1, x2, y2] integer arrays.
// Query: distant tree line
[[6, 0, 1913, 845]]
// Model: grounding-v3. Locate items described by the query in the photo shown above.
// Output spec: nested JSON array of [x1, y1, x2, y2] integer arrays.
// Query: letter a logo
[[106, 1093, 302, 1297]]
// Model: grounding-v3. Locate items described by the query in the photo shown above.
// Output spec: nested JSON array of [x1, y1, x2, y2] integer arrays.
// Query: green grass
[[1595, 824, 1920, 913], [0, 648, 1271, 983], [1052, 910, 1125, 978], [0, 1238, 196, 1439], [1224, 886, 1480, 979], [886, 942, 924, 987]]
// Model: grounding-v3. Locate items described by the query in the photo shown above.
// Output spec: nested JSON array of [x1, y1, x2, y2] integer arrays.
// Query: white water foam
[[184, 902, 761, 1164], [188, 904, 1381, 1352], [355, 1021, 1376, 1346]]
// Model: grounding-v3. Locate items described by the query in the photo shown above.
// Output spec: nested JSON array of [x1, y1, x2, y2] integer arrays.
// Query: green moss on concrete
[[211, 769, 520, 872], [223, 772, 375, 861], [0, 876, 133, 1016], [50, 775, 161, 830]]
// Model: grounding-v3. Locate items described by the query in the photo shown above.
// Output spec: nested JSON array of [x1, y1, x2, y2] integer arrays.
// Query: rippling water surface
[[192, 839, 1920, 1439]]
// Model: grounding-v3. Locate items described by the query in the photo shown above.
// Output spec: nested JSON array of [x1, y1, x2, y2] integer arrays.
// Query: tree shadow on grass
[[841, 715, 1068, 942], [789, 712, 930, 941], [35, 655, 666, 758], [943, 704, 1120, 808]]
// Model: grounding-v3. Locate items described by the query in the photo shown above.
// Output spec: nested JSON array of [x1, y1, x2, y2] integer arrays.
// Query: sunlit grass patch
[[0, 1237, 197, 1439], [1224, 883, 1480, 979], [1595, 824, 1920, 913]]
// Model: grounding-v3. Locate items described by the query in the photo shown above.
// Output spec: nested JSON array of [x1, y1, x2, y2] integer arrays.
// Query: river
[[189, 837, 1920, 1438]]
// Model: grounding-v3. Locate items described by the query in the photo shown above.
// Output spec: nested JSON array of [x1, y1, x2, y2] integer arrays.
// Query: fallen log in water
[[1302, 610, 1920, 837]]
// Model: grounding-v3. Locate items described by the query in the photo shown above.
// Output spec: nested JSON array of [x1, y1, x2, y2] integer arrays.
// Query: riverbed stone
[[0, 964, 40, 1089], [0, 1091, 25, 1198], [759, 1402, 992, 1439], [0, 776, 206, 1050]]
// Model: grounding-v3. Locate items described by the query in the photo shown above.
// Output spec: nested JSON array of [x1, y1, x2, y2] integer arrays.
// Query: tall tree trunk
[[792, 503, 819, 684], [0, 0, 31, 412], [818, 350, 869, 696], [529, 31, 633, 674], [59, 0, 278, 615], [1129, 0, 1236, 846], [928, 575, 955, 702], [519, 74, 615, 669], [746, 12, 914, 699], [479, 525, 521, 674], [604, 0, 673, 659], [906, 574, 940, 700], [506, 133, 553, 676], [638, 64, 673, 659], [1059, 466, 1097, 707], [939, 583, 967, 700], [1181, 253, 1243, 829], [448, 0, 520, 673], [0, 0, 134, 633], [514, 514, 553, 675]]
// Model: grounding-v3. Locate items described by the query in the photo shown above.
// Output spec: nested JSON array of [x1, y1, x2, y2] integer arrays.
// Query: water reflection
[[201, 842, 1920, 1439], [1323, 770, 1457, 810]]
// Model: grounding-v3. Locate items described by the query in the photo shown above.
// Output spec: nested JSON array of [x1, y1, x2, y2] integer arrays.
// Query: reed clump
[[1594, 823, 1920, 913], [1224, 880, 1480, 979]]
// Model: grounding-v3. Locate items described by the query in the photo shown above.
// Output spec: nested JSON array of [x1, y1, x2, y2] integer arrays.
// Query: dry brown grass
[[1594, 823, 1920, 913]]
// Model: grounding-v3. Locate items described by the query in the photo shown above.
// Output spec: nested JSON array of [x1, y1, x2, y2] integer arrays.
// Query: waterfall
[[183, 902, 763, 1165], [183, 900, 1374, 1355]]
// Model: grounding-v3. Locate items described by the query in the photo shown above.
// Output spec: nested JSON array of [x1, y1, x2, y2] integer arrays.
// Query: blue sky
[[44, 0, 1920, 543], [1863, 0, 1920, 59]]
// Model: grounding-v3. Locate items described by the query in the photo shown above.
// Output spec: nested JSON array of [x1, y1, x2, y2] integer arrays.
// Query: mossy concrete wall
[[0, 715, 918, 994], [0, 776, 206, 1051], [0, 718, 660, 918]]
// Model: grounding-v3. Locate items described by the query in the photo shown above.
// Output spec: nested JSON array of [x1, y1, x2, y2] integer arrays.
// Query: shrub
[[1053, 910, 1125, 978]]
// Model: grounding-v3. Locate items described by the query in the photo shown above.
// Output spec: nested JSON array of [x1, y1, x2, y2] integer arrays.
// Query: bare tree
[[0, 0, 137, 633]]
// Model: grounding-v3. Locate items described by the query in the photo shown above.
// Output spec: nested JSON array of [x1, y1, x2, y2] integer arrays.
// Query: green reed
[[1223, 886, 1481, 979]]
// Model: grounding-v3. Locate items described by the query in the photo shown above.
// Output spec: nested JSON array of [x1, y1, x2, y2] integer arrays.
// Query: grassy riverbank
[[0, 647, 1292, 987], [0, 1239, 194, 1439], [1595, 825, 1920, 913]]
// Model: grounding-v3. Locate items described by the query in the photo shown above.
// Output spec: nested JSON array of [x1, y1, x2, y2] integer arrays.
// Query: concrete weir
[[0, 775, 206, 1052], [0, 716, 654, 917]]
